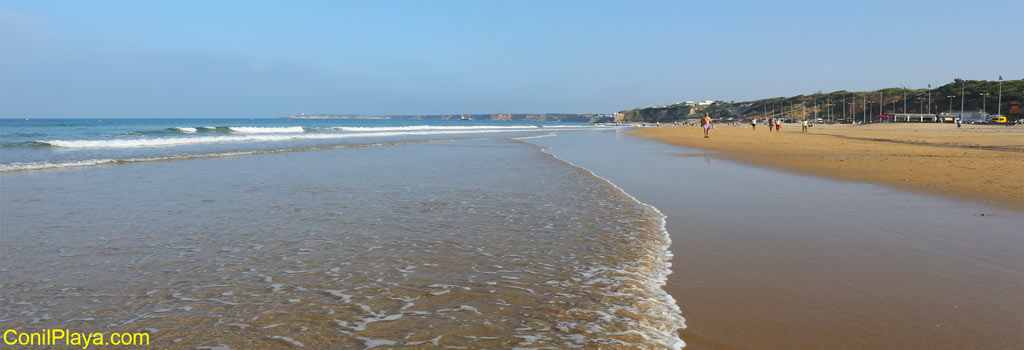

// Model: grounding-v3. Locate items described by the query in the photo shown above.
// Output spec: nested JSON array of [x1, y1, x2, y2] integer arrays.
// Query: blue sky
[[2, 0, 1021, 118]]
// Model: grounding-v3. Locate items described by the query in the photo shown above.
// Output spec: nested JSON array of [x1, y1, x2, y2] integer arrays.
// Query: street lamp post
[[997, 75, 1003, 116], [927, 84, 932, 114], [854, 95, 859, 124], [947, 95, 955, 114], [960, 79, 966, 123], [843, 95, 846, 122], [867, 101, 873, 122], [903, 86, 907, 115], [892, 99, 897, 123], [868, 99, 876, 123], [863, 96, 867, 123], [981, 93, 990, 115], [826, 96, 830, 123], [880, 89, 888, 120]]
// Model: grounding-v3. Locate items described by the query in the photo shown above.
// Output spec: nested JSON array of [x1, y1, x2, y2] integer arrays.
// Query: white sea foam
[[0, 150, 273, 172], [530, 142, 688, 350], [0, 159, 121, 172], [359, 338, 396, 349], [37, 129, 559, 149], [173, 127, 197, 133], [227, 126, 305, 133], [269, 336, 304, 347], [2, 136, 507, 172]]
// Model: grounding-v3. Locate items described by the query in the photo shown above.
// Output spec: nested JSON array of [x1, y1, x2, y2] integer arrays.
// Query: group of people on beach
[[699, 113, 818, 138], [699, 114, 817, 138], [749, 117, 784, 133]]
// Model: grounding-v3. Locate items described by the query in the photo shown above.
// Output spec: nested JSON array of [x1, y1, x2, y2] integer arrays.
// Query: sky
[[2, 0, 1022, 118]]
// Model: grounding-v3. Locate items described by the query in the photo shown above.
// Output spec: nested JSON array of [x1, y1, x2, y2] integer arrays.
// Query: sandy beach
[[632, 123, 1024, 210], [532, 129, 1023, 350], [605, 124, 1024, 349]]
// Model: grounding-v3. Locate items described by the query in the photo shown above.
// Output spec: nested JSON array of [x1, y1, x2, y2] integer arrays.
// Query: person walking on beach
[[775, 119, 782, 132], [801, 119, 808, 133], [701, 113, 713, 138], [956, 118, 961, 128], [751, 118, 757, 131], [768, 117, 774, 132]]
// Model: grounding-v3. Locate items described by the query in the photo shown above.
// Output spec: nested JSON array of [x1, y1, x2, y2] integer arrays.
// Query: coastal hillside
[[289, 113, 616, 123], [617, 78, 1023, 122]]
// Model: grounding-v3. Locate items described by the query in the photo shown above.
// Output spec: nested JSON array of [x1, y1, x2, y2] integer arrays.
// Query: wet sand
[[533, 129, 1023, 350], [632, 123, 1024, 210]]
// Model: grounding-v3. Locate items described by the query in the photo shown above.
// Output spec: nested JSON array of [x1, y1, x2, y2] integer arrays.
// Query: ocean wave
[[0, 141, 52, 148], [1, 137, 499, 172], [173, 127, 198, 133], [0, 158, 122, 171], [227, 126, 305, 133], [37, 129, 563, 149]]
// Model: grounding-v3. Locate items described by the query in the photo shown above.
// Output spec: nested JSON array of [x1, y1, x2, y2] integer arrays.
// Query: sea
[[0, 119, 685, 349]]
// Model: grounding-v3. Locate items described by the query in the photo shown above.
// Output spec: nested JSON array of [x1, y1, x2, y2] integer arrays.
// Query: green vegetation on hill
[[617, 78, 1024, 122]]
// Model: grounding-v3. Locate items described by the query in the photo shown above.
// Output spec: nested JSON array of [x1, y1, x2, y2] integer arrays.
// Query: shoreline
[[530, 129, 1022, 350], [532, 141, 687, 349], [630, 123, 1024, 210]]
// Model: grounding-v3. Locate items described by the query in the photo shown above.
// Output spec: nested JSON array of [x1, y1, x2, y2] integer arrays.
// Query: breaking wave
[[37, 128, 587, 149], [1, 137, 500, 172]]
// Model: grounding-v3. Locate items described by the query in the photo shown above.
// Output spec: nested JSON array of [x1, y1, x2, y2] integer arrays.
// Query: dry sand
[[632, 123, 1024, 210]]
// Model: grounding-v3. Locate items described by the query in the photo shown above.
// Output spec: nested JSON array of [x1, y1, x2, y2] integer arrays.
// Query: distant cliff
[[617, 78, 1023, 122], [289, 113, 615, 123]]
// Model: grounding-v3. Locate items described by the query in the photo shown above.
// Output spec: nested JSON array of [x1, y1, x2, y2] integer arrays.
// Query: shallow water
[[1, 135, 684, 349]]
